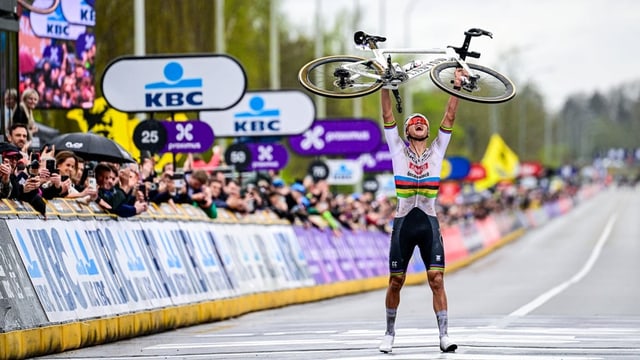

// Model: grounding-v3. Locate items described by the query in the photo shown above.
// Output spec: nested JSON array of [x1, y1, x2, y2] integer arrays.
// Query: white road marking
[[509, 214, 618, 317], [331, 355, 601, 360]]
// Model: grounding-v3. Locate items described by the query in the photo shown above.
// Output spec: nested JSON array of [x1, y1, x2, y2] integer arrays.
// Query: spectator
[[0, 142, 46, 214], [54, 150, 97, 202], [12, 88, 39, 138], [223, 178, 248, 213], [244, 182, 268, 213], [72, 157, 87, 192], [186, 169, 216, 218], [139, 154, 156, 183], [149, 169, 190, 205], [0, 144, 15, 198], [3, 88, 17, 134], [6, 123, 30, 160], [266, 190, 293, 223], [208, 177, 228, 209], [117, 163, 141, 203], [95, 163, 147, 217]]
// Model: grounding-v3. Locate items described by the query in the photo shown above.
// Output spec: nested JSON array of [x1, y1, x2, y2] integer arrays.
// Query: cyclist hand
[[453, 68, 468, 88]]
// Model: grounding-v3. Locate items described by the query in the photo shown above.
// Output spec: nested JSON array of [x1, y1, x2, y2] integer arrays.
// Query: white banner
[[326, 159, 363, 185]]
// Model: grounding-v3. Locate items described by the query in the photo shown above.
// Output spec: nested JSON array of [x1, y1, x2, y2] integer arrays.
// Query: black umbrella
[[48, 132, 136, 163]]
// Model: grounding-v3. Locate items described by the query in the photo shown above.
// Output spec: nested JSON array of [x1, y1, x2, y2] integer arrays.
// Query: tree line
[[37, 0, 639, 176]]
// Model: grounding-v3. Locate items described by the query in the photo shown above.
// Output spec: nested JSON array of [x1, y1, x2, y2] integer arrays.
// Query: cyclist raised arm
[[377, 67, 466, 354]]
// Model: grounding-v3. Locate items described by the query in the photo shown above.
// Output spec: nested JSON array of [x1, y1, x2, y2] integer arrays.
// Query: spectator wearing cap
[[0, 142, 46, 214], [284, 182, 310, 224]]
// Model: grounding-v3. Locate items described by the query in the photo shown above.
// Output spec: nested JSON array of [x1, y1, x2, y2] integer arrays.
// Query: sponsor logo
[[234, 96, 281, 133], [144, 62, 203, 108]]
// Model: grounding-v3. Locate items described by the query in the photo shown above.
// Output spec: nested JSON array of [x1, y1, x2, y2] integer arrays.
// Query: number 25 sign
[[133, 119, 215, 154]]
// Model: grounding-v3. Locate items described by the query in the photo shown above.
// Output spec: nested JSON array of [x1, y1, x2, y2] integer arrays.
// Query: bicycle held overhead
[[298, 28, 516, 112]]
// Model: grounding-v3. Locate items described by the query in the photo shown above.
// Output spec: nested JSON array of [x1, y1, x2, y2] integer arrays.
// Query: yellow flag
[[474, 134, 520, 191]]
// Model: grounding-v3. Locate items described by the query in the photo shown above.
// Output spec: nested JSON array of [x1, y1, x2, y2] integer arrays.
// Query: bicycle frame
[[344, 45, 473, 89]]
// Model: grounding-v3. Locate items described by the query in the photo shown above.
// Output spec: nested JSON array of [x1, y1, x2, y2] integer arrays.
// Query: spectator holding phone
[[38, 154, 64, 200], [149, 169, 190, 205], [53, 151, 97, 202], [0, 142, 46, 214], [0, 144, 15, 198]]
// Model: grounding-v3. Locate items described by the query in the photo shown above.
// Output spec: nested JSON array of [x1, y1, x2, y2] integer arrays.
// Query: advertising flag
[[474, 134, 520, 191]]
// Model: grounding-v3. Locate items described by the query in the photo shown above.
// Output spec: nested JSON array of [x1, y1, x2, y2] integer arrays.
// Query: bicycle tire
[[430, 61, 516, 104], [298, 55, 384, 98]]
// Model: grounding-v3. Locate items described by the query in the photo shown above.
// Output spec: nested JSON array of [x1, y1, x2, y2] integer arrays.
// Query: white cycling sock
[[385, 308, 397, 336], [436, 310, 448, 338]]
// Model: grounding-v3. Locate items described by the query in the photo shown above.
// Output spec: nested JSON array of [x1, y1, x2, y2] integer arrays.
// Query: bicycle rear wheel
[[298, 55, 384, 98], [430, 61, 516, 103]]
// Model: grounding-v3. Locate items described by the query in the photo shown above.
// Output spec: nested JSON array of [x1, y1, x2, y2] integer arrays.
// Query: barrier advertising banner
[[0, 222, 48, 331]]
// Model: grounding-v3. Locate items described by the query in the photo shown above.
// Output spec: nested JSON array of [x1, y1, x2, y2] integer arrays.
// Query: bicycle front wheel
[[298, 55, 384, 98], [430, 61, 516, 103]]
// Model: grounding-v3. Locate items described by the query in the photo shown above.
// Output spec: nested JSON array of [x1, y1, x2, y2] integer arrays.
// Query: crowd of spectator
[[0, 122, 599, 234], [0, 122, 147, 218]]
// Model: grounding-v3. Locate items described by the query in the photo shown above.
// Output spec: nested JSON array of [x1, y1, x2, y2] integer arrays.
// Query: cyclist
[[378, 68, 466, 353]]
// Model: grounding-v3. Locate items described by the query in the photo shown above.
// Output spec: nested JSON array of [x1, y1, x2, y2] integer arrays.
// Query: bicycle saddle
[[354, 31, 386, 45], [465, 28, 493, 38]]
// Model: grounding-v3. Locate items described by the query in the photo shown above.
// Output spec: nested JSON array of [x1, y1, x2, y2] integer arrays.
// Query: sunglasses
[[407, 116, 428, 127]]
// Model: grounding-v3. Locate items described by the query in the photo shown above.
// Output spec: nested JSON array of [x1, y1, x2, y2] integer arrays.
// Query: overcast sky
[[282, 0, 639, 111]]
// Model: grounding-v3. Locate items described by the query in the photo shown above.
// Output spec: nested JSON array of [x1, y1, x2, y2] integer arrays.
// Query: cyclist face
[[406, 116, 429, 138]]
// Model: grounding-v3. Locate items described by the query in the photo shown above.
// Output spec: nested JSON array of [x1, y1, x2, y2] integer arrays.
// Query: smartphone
[[138, 183, 148, 201], [45, 159, 56, 172], [61, 175, 69, 182], [87, 170, 97, 189], [28, 161, 39, 177], [171, 173, 185, 189]]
